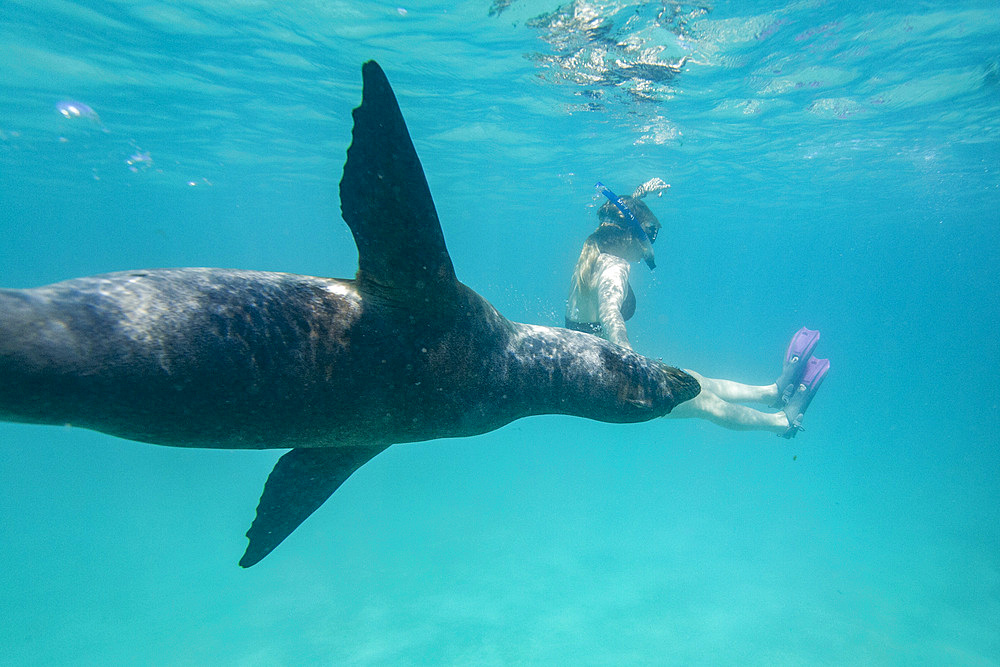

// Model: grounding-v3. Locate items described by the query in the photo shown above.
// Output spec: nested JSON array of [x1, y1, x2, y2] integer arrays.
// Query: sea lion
[[0, 61, 699, 567]]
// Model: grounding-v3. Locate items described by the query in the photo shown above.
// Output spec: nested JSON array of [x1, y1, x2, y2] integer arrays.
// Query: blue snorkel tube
[[595, 182, 656, 270]]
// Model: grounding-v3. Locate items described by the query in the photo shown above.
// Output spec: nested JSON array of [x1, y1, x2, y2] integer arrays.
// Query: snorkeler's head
[[598, 196, 662, 244], [594, 182, 660, 269]]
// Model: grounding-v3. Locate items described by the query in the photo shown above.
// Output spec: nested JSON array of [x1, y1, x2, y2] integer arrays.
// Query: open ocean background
[[1, 0, 998, 664]]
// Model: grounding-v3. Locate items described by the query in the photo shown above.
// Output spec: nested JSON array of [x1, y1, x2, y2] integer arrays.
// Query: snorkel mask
[[595, 182, 656, 270]]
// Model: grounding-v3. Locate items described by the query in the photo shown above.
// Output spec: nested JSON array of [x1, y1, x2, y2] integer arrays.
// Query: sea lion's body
[[0, 62, 699, 566], [0, 268, 687, 449]]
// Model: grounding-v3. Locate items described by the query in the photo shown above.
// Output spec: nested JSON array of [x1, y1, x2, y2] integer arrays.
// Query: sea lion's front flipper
[[340, 61, 458, 304], [240, 445, 388, 568]]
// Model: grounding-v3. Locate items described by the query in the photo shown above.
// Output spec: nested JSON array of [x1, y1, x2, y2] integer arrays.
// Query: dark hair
[[597, 196, 661, 240]]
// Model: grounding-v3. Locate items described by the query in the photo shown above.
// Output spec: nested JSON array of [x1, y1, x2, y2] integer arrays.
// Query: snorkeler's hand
[[632, 178, 671, 199]]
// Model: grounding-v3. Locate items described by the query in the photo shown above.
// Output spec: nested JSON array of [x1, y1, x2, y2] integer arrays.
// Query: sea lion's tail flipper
[[340, 61, 458, 304], [240, 445, 388, 568]]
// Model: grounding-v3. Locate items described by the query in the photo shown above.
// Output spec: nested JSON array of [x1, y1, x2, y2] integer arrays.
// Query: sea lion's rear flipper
[[240, 445, 388, 568], [339, 61, 458, 304]]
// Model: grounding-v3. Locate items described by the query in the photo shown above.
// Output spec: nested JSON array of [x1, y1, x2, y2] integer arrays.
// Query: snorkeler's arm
[[632, 178, 670, 199], [595, 255, 632, 349]]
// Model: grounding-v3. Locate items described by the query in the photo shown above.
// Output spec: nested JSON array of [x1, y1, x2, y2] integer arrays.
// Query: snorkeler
[[565, 179, 666, 349], [565, 180, 829, 438]]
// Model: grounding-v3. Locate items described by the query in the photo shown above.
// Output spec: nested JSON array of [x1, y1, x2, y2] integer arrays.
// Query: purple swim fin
[[781, 356, 830, 439], [773, 327, 820, 407]]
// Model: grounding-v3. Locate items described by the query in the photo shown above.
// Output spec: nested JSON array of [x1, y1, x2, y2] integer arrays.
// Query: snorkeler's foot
[[773, 327, 820, 408], [781, 356, 830, 439]]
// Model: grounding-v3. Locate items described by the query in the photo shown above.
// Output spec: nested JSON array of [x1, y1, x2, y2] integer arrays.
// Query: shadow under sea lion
[[0, 61, 700, 567]]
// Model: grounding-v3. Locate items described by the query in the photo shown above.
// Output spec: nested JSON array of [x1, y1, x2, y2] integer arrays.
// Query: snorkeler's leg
[[684, 370, 779, 404], [666, 387, 788, 434]]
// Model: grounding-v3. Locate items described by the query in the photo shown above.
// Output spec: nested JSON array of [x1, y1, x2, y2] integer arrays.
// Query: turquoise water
[[1, 0, 998, 663]]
